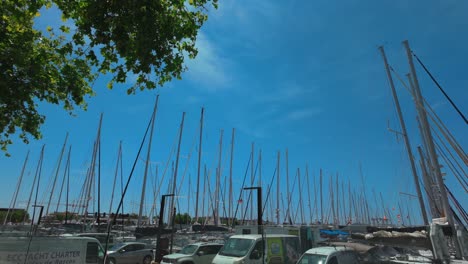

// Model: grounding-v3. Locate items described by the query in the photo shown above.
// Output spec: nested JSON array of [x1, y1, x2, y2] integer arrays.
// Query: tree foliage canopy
[[0, 0, 217, 154]]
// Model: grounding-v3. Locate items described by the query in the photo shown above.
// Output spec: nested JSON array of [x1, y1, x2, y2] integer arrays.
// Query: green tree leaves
[[1, 0, 217, 155]]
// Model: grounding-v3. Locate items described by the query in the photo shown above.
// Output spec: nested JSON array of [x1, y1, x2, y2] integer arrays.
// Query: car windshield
[[109, 243, 126, 251], [298, 254, 328, 264], [179, 245, 198, 255], [218, 238, 254, 257]]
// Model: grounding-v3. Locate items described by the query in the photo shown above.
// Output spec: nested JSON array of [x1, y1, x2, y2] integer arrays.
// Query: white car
[[161, 242, 223, 264]]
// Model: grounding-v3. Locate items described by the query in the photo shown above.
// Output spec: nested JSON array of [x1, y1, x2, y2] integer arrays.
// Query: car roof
[[118, 241, 147, 246], [229, 234, 298, 239], [188, 242, 224, 246], [304, 246, 352, 255]]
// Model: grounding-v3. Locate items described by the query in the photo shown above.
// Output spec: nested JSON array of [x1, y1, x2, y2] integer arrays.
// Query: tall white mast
[[138, 96, 159, 227], [379, 46, 429, 225]]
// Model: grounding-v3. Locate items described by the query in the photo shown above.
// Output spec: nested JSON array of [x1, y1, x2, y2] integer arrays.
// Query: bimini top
[[303, 246, 351, 256], [228, 234, 298, 240]]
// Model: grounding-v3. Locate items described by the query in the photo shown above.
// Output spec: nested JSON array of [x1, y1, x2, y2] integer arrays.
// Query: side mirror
[[250, 250, 260, 259], [197, 251, 205, 256], [118, 249, 126, 253]]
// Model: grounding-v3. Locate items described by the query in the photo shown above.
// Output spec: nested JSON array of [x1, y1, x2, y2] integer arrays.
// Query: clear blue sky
[[1, 0, 467, 225]]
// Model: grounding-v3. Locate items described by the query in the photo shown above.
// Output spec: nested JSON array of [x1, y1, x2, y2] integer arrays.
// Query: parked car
[[211, 234, 301, 264], [160, 242, 223, 264], [296, 246, 360, 264], [106, 242, 154, 264]]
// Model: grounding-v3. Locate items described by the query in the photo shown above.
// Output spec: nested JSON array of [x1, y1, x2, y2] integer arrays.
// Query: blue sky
[[1, 0, 467, 225]]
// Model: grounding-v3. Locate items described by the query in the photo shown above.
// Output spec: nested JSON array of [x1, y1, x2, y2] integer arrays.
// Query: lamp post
[[243, 187, 264, 264], [156, 194, 174, 261], [243, 187, 262, 234]]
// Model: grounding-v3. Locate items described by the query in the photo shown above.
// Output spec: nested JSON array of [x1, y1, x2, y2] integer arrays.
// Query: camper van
[[211, 234, 301, 264], [0, 236, 105, 264]]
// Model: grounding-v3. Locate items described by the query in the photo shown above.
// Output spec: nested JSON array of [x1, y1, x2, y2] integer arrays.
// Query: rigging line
[[24, 146, 44, 264], [282, 168, 298, 224], [426, 106, 468, 165], [445, 186, 468, 228], [103, 101, 154, 261], [231, 154, 252, 228], [433, 139, 468, 192], [411, 51, 468, 125], [148, 131, 178, 218], [241, 158, 259, 225], [431, 124, 468, 181], [261, 167, 277, 218], [390, 66, 467, 164], [416, 164, 443, 217]]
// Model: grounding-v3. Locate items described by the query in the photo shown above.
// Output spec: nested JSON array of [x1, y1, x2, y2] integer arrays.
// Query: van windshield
[[179, 245, 198, 255], [218, 238, 254, 257], [298, 254, 328, 264]]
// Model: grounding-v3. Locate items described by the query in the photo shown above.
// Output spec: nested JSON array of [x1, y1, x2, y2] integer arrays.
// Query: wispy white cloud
[[255, 82, 318, 103], [286, 108, 323, 121], [185, 32, 230, 91]]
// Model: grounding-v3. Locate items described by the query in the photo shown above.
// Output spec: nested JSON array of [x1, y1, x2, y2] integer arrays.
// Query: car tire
[[181, 262, 194, 264], [107, 257, 116, 264], [143, 255, 152, 264]]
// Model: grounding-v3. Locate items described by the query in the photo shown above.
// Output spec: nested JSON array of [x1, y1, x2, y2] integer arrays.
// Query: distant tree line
[[0, 210, 29, 223]]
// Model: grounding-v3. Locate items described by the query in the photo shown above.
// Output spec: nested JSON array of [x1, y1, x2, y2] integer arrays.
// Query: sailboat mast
[[306, 164, 312, 225], [379, 46, 428, 225], [194, 107, 204, 223], [65, 146, 71, 224], [330, 175, 335, 225], [56, 146, 70, 213], [276, 151, 280, 225], [336, 174, 340, 225], [250, 143, 254, 222], [24, 145, 45, 224], [108, 142, 122, 223], [320, 168, 323, 223], [286, 149, 290, 222], [215, 129, 223, 226], [5, 151, 29, 225], [228, 128, 235, 226], [169, 112, 186, 227], [46, 133, 69, 216], [202, 165, 207, 223], [187, 175, 191, 224], [258, 149, 262, 207], [297, 168, 304, 224], [138, 96, 159, 227]]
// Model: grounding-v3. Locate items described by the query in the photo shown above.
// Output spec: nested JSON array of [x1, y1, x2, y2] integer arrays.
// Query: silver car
[[160, 242, 223, 264], [106, 242, 154, 264]]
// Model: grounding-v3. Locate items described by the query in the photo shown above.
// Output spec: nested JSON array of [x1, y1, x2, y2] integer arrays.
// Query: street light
[[243, 187, 265, 264], [243, 187, 262, 234], [32, 205, 44, 225], [155, 194, 174, 262]]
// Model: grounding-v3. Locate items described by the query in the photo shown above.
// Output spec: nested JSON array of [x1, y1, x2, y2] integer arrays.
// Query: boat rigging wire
[[103, 98, 155, 262], [390, 66, 467, 165], [261, 167, 277, 219], [410, 51, 468, 125], [24, 146, 45, 264], [241, 158, 259, 225], [230, 154, 251, 228]]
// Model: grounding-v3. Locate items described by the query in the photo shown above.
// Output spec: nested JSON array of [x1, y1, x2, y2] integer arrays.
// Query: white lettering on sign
[[0, 251, 81, 264]]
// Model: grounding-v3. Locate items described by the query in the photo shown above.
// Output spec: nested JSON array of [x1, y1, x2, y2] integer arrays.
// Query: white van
[[0, 236, 105, 264], [211, 234, 301, 264], [297, 246, 360, 264]]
